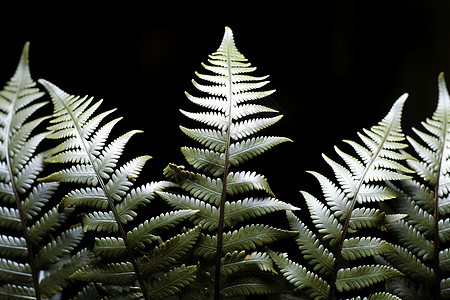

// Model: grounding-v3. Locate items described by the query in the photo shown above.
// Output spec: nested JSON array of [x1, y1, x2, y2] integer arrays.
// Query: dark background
[[1, 0, 450, 265]]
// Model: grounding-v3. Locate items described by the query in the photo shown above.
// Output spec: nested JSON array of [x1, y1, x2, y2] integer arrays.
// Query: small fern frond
[[145, 264, 198, 300], [274, 95, 410, 299], [161, 26, 297, 298], [335, 265, 403, 293], [0, 43, 89, 299], [384, 72, 450, 299], [38, 80, 196, 299]]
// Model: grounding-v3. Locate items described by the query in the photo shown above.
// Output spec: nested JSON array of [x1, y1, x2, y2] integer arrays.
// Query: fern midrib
[[329, 110, 400, 300], [214, 31, 235, 300], [4, 71, 41, 299], [45, 84, 151, 300]]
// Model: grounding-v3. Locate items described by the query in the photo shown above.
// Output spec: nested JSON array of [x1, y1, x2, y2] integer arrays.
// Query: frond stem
[[50, 88, 150, 300], [434, 161, 442, 300], [214, 35, 234, 300], [5, 93, 41, 299]]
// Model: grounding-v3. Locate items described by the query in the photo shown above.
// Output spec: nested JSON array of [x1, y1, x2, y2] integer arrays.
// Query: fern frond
[[267, 249, 330, 300], [220, 250, 276, 277], [335, 265, 403, 293], [145, 264, 198, 300], [162, 26, 296, 298], [39, 79, 196, 299], [275, 95, 410, 298], [220, 276, 281, 297], [0, 43, 89, 299], [139, 225, 201, 276], [195, 224, 298, 259], [384, 73, 450, 299]]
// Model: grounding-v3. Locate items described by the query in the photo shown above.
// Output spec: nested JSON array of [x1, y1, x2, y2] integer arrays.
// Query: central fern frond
[[269, 95, 413, 299], [160, 26, 298, 299]]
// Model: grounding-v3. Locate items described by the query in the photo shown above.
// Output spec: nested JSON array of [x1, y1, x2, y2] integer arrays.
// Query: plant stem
[[214, 32, 234, 300], [328, 108, 399, 300], [432, 106, 448, 300]]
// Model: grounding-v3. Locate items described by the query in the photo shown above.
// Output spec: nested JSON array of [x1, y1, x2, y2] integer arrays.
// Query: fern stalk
[[38, 80, 150, 300], [3, 43, 41, 300], [214, 27, 235, 300]]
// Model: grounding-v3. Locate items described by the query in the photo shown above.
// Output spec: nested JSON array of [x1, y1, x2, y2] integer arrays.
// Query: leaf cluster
[[2, 26, 450, 300]]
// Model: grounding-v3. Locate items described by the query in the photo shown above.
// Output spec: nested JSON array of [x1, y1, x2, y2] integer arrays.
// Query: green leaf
[[267, 249, 329, 300], [286, 210, 335, 277], [335, 265, 403, 292], [196, 224, 298, 259], [341, 237, 396, 260], [139, 226, 201, 276], [145, 265, 198, 300], [220, 250, 276, 277]]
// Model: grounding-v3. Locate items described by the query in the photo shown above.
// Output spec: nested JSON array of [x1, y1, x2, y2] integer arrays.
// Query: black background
[[1, 2, 450, 294]]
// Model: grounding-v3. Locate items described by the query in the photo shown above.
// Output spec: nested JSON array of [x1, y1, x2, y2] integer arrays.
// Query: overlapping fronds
[[269, 95, 412, 299], [38, 80, 199, 300], [384, 72, 450, 299], [0, 43, 90, 299], [159, 26, 298, 298]]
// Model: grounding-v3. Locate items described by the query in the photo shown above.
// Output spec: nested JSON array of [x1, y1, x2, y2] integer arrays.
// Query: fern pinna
[[158, 26, 298, 299], [38, 80, 200, 300], [268, 95, 414, 299], [383, 73, 450, 300], [0, 43, 90, 299]]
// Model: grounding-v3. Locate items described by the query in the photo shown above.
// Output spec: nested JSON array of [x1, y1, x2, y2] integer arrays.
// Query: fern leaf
[[220, 276, 281, 297], [0, 258, 32, 282], [162, 26, 296, 298], [39, 79, 195, 299], [39, 249, 96, 297], [335, 265, 403, 292], [128, 209, 198, 247], [220, 250, 276, 277], [267, 249, 330, 300], [384, 73, 450, 299], [0, 284, 35, 300], [277, 95, 411, 298], [195, 224, 298, 259], [384, 245, 435, 282], [341, 237, 396, 260], [34, 226, 84, 267], [71, 262, 135, 285], [0, 43, 88, 299], [301, 191, 342, 245], [145, 264, 198, 300], [139, 225, 201, 276]]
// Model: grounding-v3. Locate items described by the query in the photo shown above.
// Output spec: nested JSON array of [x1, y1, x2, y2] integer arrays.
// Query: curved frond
[[38, 80, 189, 299], [276, 95, 410, 298]]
